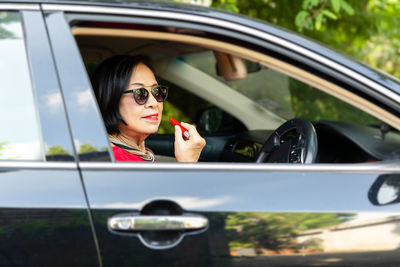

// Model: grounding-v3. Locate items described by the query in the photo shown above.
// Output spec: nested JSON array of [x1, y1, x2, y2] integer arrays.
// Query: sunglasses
[[122, 85, 168, 105]]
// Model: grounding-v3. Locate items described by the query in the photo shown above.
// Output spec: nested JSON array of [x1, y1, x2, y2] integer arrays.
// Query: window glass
[[182, 51, 380, 126], [157, 78, 211, 134], [0, 11, 42, 160]]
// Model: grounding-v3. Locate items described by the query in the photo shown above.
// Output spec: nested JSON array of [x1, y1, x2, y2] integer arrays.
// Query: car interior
[[72, 20, 400, 164]]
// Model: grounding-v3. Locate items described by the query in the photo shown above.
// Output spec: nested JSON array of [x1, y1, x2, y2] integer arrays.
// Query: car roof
[[4, 0, 400, 94]]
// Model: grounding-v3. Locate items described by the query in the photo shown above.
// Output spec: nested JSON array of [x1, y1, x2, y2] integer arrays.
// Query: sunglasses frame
[[122, 85, 168, 105]]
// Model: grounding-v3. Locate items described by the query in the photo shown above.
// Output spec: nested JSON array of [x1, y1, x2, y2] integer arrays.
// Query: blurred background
[[174, 0, 400, 79]]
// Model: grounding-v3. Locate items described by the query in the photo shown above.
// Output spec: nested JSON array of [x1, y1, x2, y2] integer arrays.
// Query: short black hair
[[91, 55, 151, 134]]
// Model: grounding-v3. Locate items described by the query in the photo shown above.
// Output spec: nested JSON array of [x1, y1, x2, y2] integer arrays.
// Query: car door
[[0, 4, 100, 266], [43, 3, 400, 266]]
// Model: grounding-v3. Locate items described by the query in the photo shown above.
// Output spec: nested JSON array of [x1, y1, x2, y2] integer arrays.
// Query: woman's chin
[[142, 125, 160, 135], [123, 120, 160, 136]]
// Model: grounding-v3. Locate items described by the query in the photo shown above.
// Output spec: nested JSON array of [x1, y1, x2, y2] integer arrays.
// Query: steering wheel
[[256, 118, 318, 163]]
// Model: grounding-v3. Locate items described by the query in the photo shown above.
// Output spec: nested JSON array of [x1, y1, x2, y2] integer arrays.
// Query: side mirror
[[196, 107, 246, 134], [368, 174, 400, 206]]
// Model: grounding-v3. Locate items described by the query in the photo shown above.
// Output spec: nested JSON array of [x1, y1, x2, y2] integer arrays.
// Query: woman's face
[[118, 63, 163, 138]]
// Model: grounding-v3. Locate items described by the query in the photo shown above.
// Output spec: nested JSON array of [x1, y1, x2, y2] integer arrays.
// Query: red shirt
[[112, 146, 147, 161]]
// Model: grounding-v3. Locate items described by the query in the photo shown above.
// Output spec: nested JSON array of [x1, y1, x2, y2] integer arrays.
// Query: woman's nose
[[144, 92, 158, 107]]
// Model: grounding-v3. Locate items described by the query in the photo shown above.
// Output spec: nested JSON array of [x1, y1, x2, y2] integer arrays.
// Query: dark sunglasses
[[122, 85, 168, 105]]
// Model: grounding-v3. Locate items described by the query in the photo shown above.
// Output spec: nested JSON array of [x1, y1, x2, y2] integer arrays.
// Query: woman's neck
[[110, 132, 146, 152]]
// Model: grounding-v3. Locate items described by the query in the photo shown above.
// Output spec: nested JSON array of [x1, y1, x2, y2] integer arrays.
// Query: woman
[[92, 55, 206, 162]]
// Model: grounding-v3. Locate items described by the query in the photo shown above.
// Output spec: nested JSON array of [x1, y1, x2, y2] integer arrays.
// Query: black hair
[[91, 55, 151, 134]]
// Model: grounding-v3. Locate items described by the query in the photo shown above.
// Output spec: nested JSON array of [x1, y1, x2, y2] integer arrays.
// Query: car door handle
[[108, 214, 208, 232]]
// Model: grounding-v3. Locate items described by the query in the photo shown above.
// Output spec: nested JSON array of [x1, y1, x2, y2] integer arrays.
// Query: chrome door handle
[[108, 214, 208, 232]]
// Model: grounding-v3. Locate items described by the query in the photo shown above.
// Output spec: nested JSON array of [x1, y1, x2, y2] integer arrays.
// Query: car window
[[0, 11, 42, 161], [73, 21, 394, 163], [157, 79, 212, 134], [182, 51, 380, 126]]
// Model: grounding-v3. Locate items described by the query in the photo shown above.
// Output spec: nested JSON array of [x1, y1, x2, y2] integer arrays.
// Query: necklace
[[108, 136, 155, 162]]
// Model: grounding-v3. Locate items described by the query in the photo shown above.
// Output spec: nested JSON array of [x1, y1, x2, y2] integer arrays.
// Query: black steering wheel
[[256, 118, 318, 163]]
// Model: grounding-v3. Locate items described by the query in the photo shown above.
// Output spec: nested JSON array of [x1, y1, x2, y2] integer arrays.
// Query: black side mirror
[[368, 174, 400, 206]]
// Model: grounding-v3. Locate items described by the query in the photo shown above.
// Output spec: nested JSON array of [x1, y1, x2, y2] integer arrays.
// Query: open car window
[[72, 20, 400, 164]]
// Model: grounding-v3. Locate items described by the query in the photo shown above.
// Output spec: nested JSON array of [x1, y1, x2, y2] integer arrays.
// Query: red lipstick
[[170, 117, 190, 139], [143, 113, 158, 121]]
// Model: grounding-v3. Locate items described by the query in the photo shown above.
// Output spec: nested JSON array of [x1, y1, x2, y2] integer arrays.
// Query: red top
[[112, 146, 146, 161]]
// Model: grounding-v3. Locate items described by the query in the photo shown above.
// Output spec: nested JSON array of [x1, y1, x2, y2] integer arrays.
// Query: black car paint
[[82, 167, 399, 266], [0, 167, 99, 266]]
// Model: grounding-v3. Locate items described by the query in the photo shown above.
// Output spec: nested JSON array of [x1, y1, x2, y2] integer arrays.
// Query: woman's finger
[[174, 125, 184, 144], [180, 122, 206, 147], [180, 122, 199, 137]]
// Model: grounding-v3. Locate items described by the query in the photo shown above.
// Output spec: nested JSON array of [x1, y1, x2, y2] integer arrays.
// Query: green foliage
[[47, 145, 70, 155], [207, 0, 399, 79], [0, 141, 8, 157], [290, 79, 380, 124], [295, 11, 313, 31], [18, 220, 49, 235], [331, 0, 341, 12], [0, 11, 19, 39], [157, 77, 211, 134], [211, 0, 240, 12], [225, 0, 354, 32], [79, 142, 99, 154], [225, 212, 355, 252], [158, 101, 191, 134]]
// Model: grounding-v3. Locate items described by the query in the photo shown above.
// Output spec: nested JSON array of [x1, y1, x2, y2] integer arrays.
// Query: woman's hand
[[174, 122, 206, 162]]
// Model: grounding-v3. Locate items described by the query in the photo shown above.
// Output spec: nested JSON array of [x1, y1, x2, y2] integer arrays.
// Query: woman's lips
[[142, 113, 159, 121]]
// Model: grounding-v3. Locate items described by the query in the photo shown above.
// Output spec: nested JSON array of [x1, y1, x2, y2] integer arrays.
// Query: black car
[[1, 0, 400, 266]]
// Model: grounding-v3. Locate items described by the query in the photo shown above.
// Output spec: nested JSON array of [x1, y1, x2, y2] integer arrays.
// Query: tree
[[47, 145, 70, 155], [0, 141, 8, 157], [79, 142, 99, 154], [225, 212, 355, 253], [211, 0, 355, 32], [210, 0, 400, 78], [0, 11, 20, 39]]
